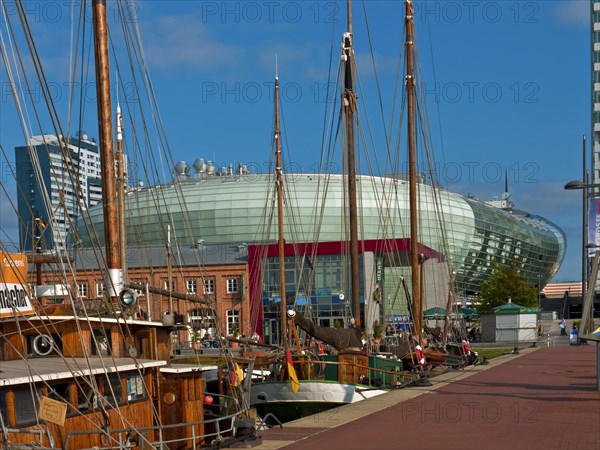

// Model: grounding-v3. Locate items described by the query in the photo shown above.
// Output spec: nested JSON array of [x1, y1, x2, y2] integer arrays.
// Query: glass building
[[15, 134, 104, 251], [76, 168, 566, 339]]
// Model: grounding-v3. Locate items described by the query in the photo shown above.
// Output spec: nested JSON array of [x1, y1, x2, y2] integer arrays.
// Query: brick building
[[30, 243, 250, 339]]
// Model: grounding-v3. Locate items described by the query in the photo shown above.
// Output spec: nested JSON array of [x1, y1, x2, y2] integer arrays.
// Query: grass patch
[[475, 348, 517, 360]]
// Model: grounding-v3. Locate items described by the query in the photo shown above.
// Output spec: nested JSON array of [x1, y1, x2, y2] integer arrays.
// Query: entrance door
[[264, 319, 281, 345]]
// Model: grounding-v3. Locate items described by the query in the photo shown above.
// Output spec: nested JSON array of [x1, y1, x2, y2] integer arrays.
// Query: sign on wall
[[0, 252, 34, 317]]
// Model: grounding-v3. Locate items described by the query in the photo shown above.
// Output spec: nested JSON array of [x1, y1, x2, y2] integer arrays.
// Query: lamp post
[[564, 175, 600, 334], [537, 274, 542, 309]]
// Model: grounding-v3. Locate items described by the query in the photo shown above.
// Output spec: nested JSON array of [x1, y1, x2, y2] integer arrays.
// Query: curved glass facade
[[76, 173, 565, 295], [455, 199, 566, 293]]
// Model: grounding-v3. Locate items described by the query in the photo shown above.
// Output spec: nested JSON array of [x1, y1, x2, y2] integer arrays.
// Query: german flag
[[285, 348, 299, 393], [229, 361, 243, 387]]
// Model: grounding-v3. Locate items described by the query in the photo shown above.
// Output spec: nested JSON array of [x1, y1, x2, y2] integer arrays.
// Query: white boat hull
[[250, 380, 387, 423]]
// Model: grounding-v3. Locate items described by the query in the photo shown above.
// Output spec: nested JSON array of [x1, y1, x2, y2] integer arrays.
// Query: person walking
[[559, 318, 566, 336]]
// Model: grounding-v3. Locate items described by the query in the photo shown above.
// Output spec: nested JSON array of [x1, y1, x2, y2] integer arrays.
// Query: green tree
[[372, 320, 382, 339], [477, 260, 538, 311]]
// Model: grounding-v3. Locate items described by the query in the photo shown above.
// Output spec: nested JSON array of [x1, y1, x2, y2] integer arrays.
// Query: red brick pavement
[[275, 345, 600, 450]]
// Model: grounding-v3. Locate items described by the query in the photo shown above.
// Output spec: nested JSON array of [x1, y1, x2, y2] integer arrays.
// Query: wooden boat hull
[[0, 315, 236, 449], [402, 346, 448, 369]]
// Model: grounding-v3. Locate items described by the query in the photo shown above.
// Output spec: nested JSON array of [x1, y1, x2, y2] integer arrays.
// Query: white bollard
[[547, 332, 550, 347]]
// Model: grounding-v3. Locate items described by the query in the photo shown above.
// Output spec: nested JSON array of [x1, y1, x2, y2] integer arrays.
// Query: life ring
[[415, 345, 425, 365], [33, 334, 54, 356]]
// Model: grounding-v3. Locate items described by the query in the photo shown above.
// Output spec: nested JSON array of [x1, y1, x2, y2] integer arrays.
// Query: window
[[164, 279, 175, 291], [14, 387, 40, 425], [96, 281, 105, 297], [78, 282, 88, 298], [186, 279, 197, 295], [204, 278, 215, 294], [28, 333, 61, 356], [188, 308, 215, 331], [92, 329, 111, 356], [48, 382, 72, 413], [226, 278, 238, 294], [0, 393, 8, 426], [126, 373, 145, 401], [102, 374, 123, 406], [76, 380, 96, 412], [226, 310, 240, 336]]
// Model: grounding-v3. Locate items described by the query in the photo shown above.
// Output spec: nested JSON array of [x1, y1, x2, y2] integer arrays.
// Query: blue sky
[[0, 0, 590, 282]]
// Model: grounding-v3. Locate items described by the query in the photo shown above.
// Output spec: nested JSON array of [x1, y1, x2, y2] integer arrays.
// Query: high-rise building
[[15, 133, 103, 251], [593, 1, 600, 181]]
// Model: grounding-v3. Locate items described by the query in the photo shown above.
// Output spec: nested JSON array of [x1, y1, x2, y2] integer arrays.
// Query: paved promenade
[[256, 328, 600, 450]]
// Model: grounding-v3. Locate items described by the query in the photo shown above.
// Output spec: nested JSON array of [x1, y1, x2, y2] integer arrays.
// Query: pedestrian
[[559, 318, 566, 336]]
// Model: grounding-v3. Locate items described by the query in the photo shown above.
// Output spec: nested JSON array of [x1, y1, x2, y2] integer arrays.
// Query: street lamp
[[564, 174, 600, 334], [537, 274, 542, 308], [564, 180, 600, 190]]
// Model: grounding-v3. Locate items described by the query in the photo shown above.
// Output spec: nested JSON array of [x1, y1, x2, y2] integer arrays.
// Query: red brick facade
[[33, 262, 251, 338]]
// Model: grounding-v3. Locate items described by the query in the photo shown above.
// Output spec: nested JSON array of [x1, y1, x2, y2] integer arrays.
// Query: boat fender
[[415, 345, 425, 365]]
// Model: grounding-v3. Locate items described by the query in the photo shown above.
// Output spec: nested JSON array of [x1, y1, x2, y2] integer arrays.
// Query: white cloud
[[554, 1, 589, 27], [514, 180, 579, 217], [141, 16, 243, 72]]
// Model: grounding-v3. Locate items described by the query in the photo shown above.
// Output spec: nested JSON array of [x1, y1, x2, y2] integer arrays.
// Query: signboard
[[0, 252, 34, 317], [588, 198, 600, 255], [376, 257, 384, 283], [39, 396, 67, 426]]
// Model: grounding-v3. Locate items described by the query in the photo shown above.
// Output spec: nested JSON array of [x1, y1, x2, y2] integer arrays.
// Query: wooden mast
[[92, 0, 121, 302], [405, 0, 421, 342], [443, 271, 455, 344], [116, 99, 127, 280], [343, 0, 361, 330], [274, 74, 288, 346]]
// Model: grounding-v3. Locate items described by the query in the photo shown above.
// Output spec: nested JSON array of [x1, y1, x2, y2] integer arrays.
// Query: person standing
[[559, 318, 566, 336]]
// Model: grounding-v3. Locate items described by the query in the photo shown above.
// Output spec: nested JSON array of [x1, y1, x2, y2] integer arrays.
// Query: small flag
[[285, 348, 299, 393], [229, 362, 244, 387]]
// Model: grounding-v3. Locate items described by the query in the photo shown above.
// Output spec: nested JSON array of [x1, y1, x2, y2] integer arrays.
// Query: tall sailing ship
[[0, 1, 248, 448], [247, 68, 404, 423], [248, 0, 455, 424]]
